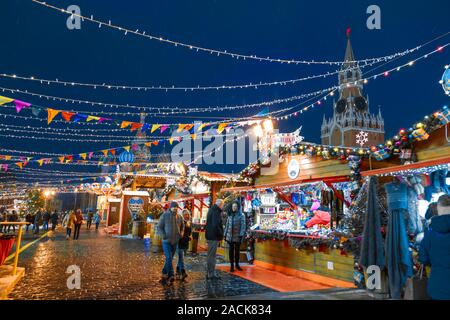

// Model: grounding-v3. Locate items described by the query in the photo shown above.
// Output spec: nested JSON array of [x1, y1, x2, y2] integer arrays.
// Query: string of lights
[[0, 84, 337, 114], [31, 0, 433, 66], [0, 60, 383, 92]]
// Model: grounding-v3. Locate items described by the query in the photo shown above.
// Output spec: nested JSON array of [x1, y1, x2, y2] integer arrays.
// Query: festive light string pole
[[31, 0, 431, 66]]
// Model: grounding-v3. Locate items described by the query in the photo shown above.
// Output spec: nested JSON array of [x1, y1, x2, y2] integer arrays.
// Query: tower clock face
[[336, 99, 347, 113], [354, 96, 367, 111]]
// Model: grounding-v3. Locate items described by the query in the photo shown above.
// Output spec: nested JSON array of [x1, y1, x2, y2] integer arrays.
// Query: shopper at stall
[[158, 201, 184, 284], [419, 194, 450, 300], [86, 211, 93, 230], [205, 199, 224, 279], [73, 209, 83, 240], [224, 201, 246, 272], [176, 209, 192, 280]]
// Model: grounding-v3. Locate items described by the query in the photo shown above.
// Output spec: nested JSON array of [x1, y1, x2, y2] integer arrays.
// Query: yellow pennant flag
[[177, 124, 187, 133], [144, 142, 152, 148], [102, 150, 108, 156], [217, 123, 230, 134], [87, 116, 100, 122], [121, 121, 132, 129], [0, 96, 14, 106], [169, 138, 174, 145], [59, 156, 65, 163], [47, 108, 60, 125], [197, 123, 207, 132], [37, 159, 44, 166], [151, 124, 161, 133], [5, 155, 11, 160], [123, 146, 130, 152], [79, 153, 87, 160], [191, 134, 197, 140], [15, 162, 23, 169]]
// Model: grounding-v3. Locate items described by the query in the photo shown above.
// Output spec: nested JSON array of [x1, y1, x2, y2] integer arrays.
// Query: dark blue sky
[[0, 0, 449, 176]]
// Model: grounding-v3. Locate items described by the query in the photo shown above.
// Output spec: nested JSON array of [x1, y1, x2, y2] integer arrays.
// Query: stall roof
[[362, 155, 450, 177], [221, 175, 349, 192], [160, 192, 210, 204], [122, 190, 150, 196], [198, 171, 233, 182]]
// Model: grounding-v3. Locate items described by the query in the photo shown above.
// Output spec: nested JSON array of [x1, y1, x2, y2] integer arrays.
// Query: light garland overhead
[[31, 0, 433, 66]]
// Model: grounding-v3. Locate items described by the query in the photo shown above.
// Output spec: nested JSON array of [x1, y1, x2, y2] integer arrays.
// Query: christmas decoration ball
[[441, 65, 450, 95], [119, 151, 134, 163]]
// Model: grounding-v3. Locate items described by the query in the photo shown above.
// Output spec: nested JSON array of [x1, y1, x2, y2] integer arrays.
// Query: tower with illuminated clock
[[321, 33, 385, 148]]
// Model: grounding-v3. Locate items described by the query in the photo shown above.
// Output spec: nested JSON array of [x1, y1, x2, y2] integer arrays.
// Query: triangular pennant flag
[[141, 123, 151, 133], [15, 162, 23, 169], [0, 96, 14, 106], [130, 122, 143, 132], [79, 153, 87, 160], [26, 157, 33, 162], [160, 125, 169, 133], [123, 146, 130, 152], [102, 150, 108, 156], [88, 152, 93, 159], [2, 164, 8, 172], [169, 138, 174, 145], [14, 100, 31, 113], [191, 134, 197, 140], [110, 149, 116, 156], [59, 156, 65, 163], [86, 116, 100, 122], [152, 140, 159, 146], [177, 124, 187, 133], [98, 117, 111, 124], [5, 155, 11, 160], [184, 124, 194, 132], [31, 106, 42, 117], [151, 124, 161, 133], [72, 114, 88, 123], [121, 121, 132, 129], [37, 159, 44, 166], [197, 123, 207, 132], [217, 123, 230, 134], [144, 142, 152, 147], [47, 108, 60, 125], [61, 111, 75, 122]]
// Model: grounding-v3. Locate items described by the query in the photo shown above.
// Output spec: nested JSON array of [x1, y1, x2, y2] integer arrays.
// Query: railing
[[0, 222, 30, 275]]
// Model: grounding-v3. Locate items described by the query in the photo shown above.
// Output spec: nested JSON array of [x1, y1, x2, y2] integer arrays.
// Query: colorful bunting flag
[[121, 121, 132, 129], [0, 96, 14, 105], [151, 124, 161, 133], [47, 108, 60, 125], [14, 100, 31, 113]]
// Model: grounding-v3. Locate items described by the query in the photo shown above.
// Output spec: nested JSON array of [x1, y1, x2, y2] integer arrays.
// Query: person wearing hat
[[158, 201, 185, 284], [419, 194, 450, 300]]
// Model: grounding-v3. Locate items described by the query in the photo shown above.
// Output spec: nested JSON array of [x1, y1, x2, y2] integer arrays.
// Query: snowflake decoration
[[355, 131, 369, 147]]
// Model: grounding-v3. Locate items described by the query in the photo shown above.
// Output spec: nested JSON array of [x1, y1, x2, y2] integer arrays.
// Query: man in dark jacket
[[419, 195, 450, 300], [158, 201, 184, 283], [51, 210, 59, 231], [205, 199, 224, 279], [42, 210, 50, 231]]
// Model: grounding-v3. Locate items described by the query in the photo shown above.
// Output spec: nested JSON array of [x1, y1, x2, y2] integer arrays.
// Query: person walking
[[419, 194, 450, 300], [64, 210, 77, 240], [205, 199, 225, 279], [73, 209, 83, 240], [224, 200, 246, 272], [93, 212, 101, 230], [0, 210, 5, 233], [7, 211, 17, 233], [176, 209, 192, 280], [86, 211, 93, 230], [25, 213, 33, 232], [42, 210, 50, 231], [50, 210, 58, 231], [158, 201, 184, 284], [33, 210, 42, 235]]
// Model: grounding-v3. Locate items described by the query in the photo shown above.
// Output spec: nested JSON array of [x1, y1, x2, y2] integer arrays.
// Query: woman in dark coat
[[419, 195, 450, 300], [224, 201, 246, 272], [176, 209, 192, 280]]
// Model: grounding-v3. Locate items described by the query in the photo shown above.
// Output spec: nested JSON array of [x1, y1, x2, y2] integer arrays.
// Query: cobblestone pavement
[[9, 227, 274, 300]]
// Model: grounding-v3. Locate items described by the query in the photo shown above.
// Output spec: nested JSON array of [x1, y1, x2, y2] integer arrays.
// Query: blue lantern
[[119, 151, 134, 164]]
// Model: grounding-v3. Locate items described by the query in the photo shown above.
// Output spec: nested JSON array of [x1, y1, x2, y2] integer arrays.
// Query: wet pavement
[[8, 226, 274, 300]]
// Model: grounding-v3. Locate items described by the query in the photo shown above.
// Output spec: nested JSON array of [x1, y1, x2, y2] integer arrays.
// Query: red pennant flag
[[130, 122, 143, 132], [61, 111, 75, 122]]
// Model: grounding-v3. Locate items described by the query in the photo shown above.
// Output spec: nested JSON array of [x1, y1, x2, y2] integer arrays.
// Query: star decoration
[[355, 131, 369, 147]]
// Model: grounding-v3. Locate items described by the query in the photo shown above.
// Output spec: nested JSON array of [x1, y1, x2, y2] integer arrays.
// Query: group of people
[[0, 209, 60, 234], [62, 209, 101, 240], [158, 198, 246, 284]]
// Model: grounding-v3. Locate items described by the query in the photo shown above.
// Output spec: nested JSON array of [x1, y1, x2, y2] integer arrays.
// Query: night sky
[[0, 0, 449, 179]]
